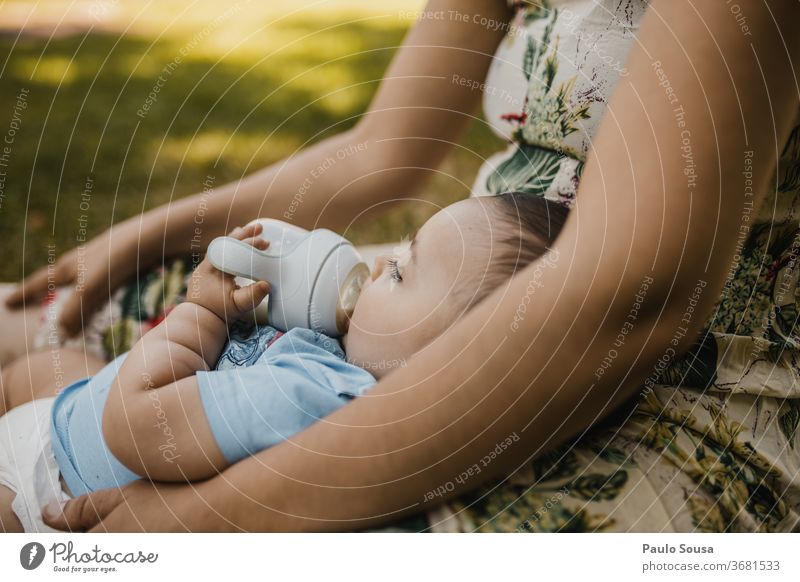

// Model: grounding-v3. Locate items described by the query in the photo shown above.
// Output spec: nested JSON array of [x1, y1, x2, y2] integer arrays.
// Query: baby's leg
[[0, 485, 23, 532], [0, 349, 105, 532], [0, 286, 42, 367], [0, 347, 106, 416]]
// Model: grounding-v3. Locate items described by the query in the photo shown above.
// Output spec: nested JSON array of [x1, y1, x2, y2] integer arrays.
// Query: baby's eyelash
[[388, 258, 403, 282]]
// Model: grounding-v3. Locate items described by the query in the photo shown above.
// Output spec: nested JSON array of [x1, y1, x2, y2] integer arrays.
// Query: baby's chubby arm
[[102, 223, 270, 482]]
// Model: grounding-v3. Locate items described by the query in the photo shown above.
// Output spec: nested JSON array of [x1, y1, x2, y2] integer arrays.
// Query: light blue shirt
[[50, 323, 376, 496]]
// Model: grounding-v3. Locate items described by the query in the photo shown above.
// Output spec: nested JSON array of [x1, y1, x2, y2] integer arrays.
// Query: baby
[[0, 192, 569, 532]]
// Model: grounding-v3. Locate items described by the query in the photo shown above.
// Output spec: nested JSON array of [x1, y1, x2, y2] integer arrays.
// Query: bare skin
[[0, 286, 41, 367], [1, 198, 503, 528], [0, 347, 105, 532], [0, 348, 106, 418], [103, 197, 505, 482], [3, 0, 510, 345], [0, 0, 791, 531]]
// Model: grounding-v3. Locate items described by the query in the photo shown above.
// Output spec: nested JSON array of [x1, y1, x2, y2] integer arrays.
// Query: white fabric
[[0, 397, 69, 532]]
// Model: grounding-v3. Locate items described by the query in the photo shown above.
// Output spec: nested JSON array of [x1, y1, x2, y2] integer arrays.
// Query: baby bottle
[[206, 219, 370, 337]]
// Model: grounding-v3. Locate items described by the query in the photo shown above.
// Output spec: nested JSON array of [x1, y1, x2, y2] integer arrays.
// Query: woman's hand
[[186, 223, 271, 323], [42, 481, 212, 532], [4, 211, 167, 338]]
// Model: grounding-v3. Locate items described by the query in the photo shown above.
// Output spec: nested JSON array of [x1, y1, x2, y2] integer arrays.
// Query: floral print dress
[[430, 0, 800, 532], [35, 0, 800, 532]]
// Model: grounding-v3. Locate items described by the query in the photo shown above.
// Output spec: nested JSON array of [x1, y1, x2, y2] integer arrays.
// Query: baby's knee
[[0, 355, 32, 415], [0, 485, 24, 532], [2, 349, 104, 414], [1, 352, 59, 411], [0, 367, 9, 417]]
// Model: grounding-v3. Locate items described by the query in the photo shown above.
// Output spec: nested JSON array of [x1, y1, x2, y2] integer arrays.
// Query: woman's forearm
[[201, 259, 691, 531], [197, 265, 691, 531], [158, 128, 371, 255], [157, 86, 477, 256], [150, 0, 514, 257], [185, 0, 800, 532]]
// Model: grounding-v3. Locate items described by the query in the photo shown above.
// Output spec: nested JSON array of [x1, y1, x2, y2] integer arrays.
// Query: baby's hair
[[456, 192, 571, 312]]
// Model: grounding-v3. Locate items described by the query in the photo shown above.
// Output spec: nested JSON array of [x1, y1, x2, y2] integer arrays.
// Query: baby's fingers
[[228, 222, 263, 240], [241, 236, 269, 251], [232, 280, 270, 313]]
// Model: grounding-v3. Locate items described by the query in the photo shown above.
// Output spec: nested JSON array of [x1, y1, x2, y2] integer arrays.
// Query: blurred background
[[0, 0, 503, 281]]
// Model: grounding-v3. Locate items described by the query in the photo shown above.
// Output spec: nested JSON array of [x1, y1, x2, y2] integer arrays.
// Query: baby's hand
[[188, 223, 271, 322]]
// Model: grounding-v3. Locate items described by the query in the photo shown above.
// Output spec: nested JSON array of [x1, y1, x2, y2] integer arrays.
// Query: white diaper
[[0, 397, 71, 532]]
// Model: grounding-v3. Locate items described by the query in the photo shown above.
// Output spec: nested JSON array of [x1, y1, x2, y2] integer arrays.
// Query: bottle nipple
[[335, 262, 370, 334]]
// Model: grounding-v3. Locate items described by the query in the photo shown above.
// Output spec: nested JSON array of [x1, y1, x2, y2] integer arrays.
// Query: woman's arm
[[8, 0, 512, 337], [45, 0, 800, 532], [162, 0, 515, 247]]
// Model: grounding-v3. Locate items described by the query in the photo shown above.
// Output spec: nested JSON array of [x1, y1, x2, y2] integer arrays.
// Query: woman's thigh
[[0, 348, 106, 415]]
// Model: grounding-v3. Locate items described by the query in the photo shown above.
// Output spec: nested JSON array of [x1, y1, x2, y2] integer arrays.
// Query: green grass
[[0, 1, 504, 281]]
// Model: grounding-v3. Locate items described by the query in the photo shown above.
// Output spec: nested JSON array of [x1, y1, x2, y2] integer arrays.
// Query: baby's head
[[342, 193, 570, 378]]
